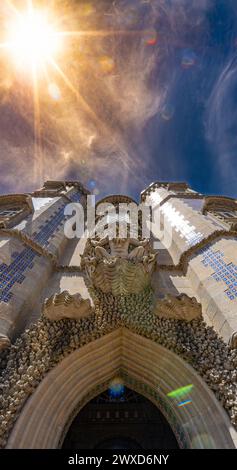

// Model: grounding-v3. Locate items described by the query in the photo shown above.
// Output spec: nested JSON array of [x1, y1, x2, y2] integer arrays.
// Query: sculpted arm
[[90, 236, 109, 247]]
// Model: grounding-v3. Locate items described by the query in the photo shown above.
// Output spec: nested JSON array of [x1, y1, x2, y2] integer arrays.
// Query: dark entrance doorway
[[62, 387, 179, 449]]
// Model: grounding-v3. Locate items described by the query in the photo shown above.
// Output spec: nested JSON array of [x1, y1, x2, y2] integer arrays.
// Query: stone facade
[[0, 180, 236, 449]]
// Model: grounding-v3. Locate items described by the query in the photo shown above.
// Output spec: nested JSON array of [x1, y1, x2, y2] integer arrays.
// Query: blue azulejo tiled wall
[[68, 192, 82, 203], [26, 191, 82, 249], [0, 248, 39, 303], [32, 204, 66, 248], [199, 245, 237, 301], [0, 191, 82, 303]]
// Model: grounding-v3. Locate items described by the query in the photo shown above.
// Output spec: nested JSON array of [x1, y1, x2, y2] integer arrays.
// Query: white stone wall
[[0, 187, 86, 343], [145, 187, 237, 344], [187, 238, 237, 342]]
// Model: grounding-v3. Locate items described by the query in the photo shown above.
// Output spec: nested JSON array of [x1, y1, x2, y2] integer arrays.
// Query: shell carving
[[81, 237, 157, 296], [42, 290, 93, 321], [154, 293, 202, 322]]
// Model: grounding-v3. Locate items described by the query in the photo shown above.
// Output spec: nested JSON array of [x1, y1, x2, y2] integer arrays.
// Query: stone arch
[[96, 195, 138, 208], [202, 196, 237, 215], [7, 329, 235, 449]]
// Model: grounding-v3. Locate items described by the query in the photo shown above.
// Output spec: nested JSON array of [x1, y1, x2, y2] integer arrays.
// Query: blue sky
[[0, 0, 236, 201]]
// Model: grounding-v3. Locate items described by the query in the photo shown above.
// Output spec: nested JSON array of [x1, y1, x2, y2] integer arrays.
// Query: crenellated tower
[[0, 180, 236, 450]]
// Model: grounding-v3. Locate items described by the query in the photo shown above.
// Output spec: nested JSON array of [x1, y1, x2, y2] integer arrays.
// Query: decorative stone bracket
[[42, 291, 93, 321], [153, 293, 202, 322], [81, 237, 157, 296]]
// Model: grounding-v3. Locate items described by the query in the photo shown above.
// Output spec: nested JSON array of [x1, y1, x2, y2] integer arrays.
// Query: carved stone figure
[[81, 237, 157, 296], [42, 291, 93, 321]]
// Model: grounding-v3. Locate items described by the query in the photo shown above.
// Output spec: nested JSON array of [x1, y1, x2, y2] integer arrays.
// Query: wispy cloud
[[2, 0, 234, 198], [205, 49, 237, 194]]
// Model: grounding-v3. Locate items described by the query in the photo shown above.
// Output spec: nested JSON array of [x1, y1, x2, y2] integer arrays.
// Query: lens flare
[[108, 377, 125, 398], [177, 400, 192, 407], [48, 83, 61, 101], [181, 49, 197, 69], [161, 103, 175, 121], [144, 29, 158, 46], [88, 179, 96, 189], [80, 4, 95, 17], [167, 384, 193, 399], [93, 188, 100, 196], [99, 56, 115, 74], [191, 433, 216, 449]]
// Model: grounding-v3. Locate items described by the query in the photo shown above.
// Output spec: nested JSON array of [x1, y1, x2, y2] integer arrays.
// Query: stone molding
[[66, 181, 90, 195], [53, 230, 237, 274], [33, 180, 90, 197], [54, 265, 82, 273], [96, 194, 137, 208], [59, 373, 186, 449], [202, 196, 237, 215], [59, 230, 237, 274], [0, 228, 57, 265], [0, 194, 33, 229], [140, 181, 198, 201], [141, 189, 203, 203], [0, 194, 33, 210], [159, 229, 237, 273]]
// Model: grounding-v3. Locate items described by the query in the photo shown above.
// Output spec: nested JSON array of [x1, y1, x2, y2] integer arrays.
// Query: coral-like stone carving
[[42, 291, 93, 321], [1, 289, 237, 448], [81, 237, 157, 295], [154, 293, 202, 322]]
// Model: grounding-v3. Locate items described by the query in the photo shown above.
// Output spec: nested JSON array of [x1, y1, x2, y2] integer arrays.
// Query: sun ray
[[48, 57, 103, 128], [0, 0, 151, 190], [4, 0, 22, 18], [48, 55, 141, 187], [32, 59, 43, 184], [0, 42, 12, 49], [56, 30, 145, 38]]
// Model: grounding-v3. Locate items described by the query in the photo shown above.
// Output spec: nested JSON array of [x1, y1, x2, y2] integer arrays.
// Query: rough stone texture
[[0, 286, 236, 449], [0, 188, 85, 348], [154, 293, 202, 321], [6, 330, 235, 449], [187, 238, 237, 342], [0, 181, 237, 449], [145, 186, 237, 346]]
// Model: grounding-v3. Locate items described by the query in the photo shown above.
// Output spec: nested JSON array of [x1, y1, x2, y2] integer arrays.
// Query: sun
[[6, 7, 61, 71]]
